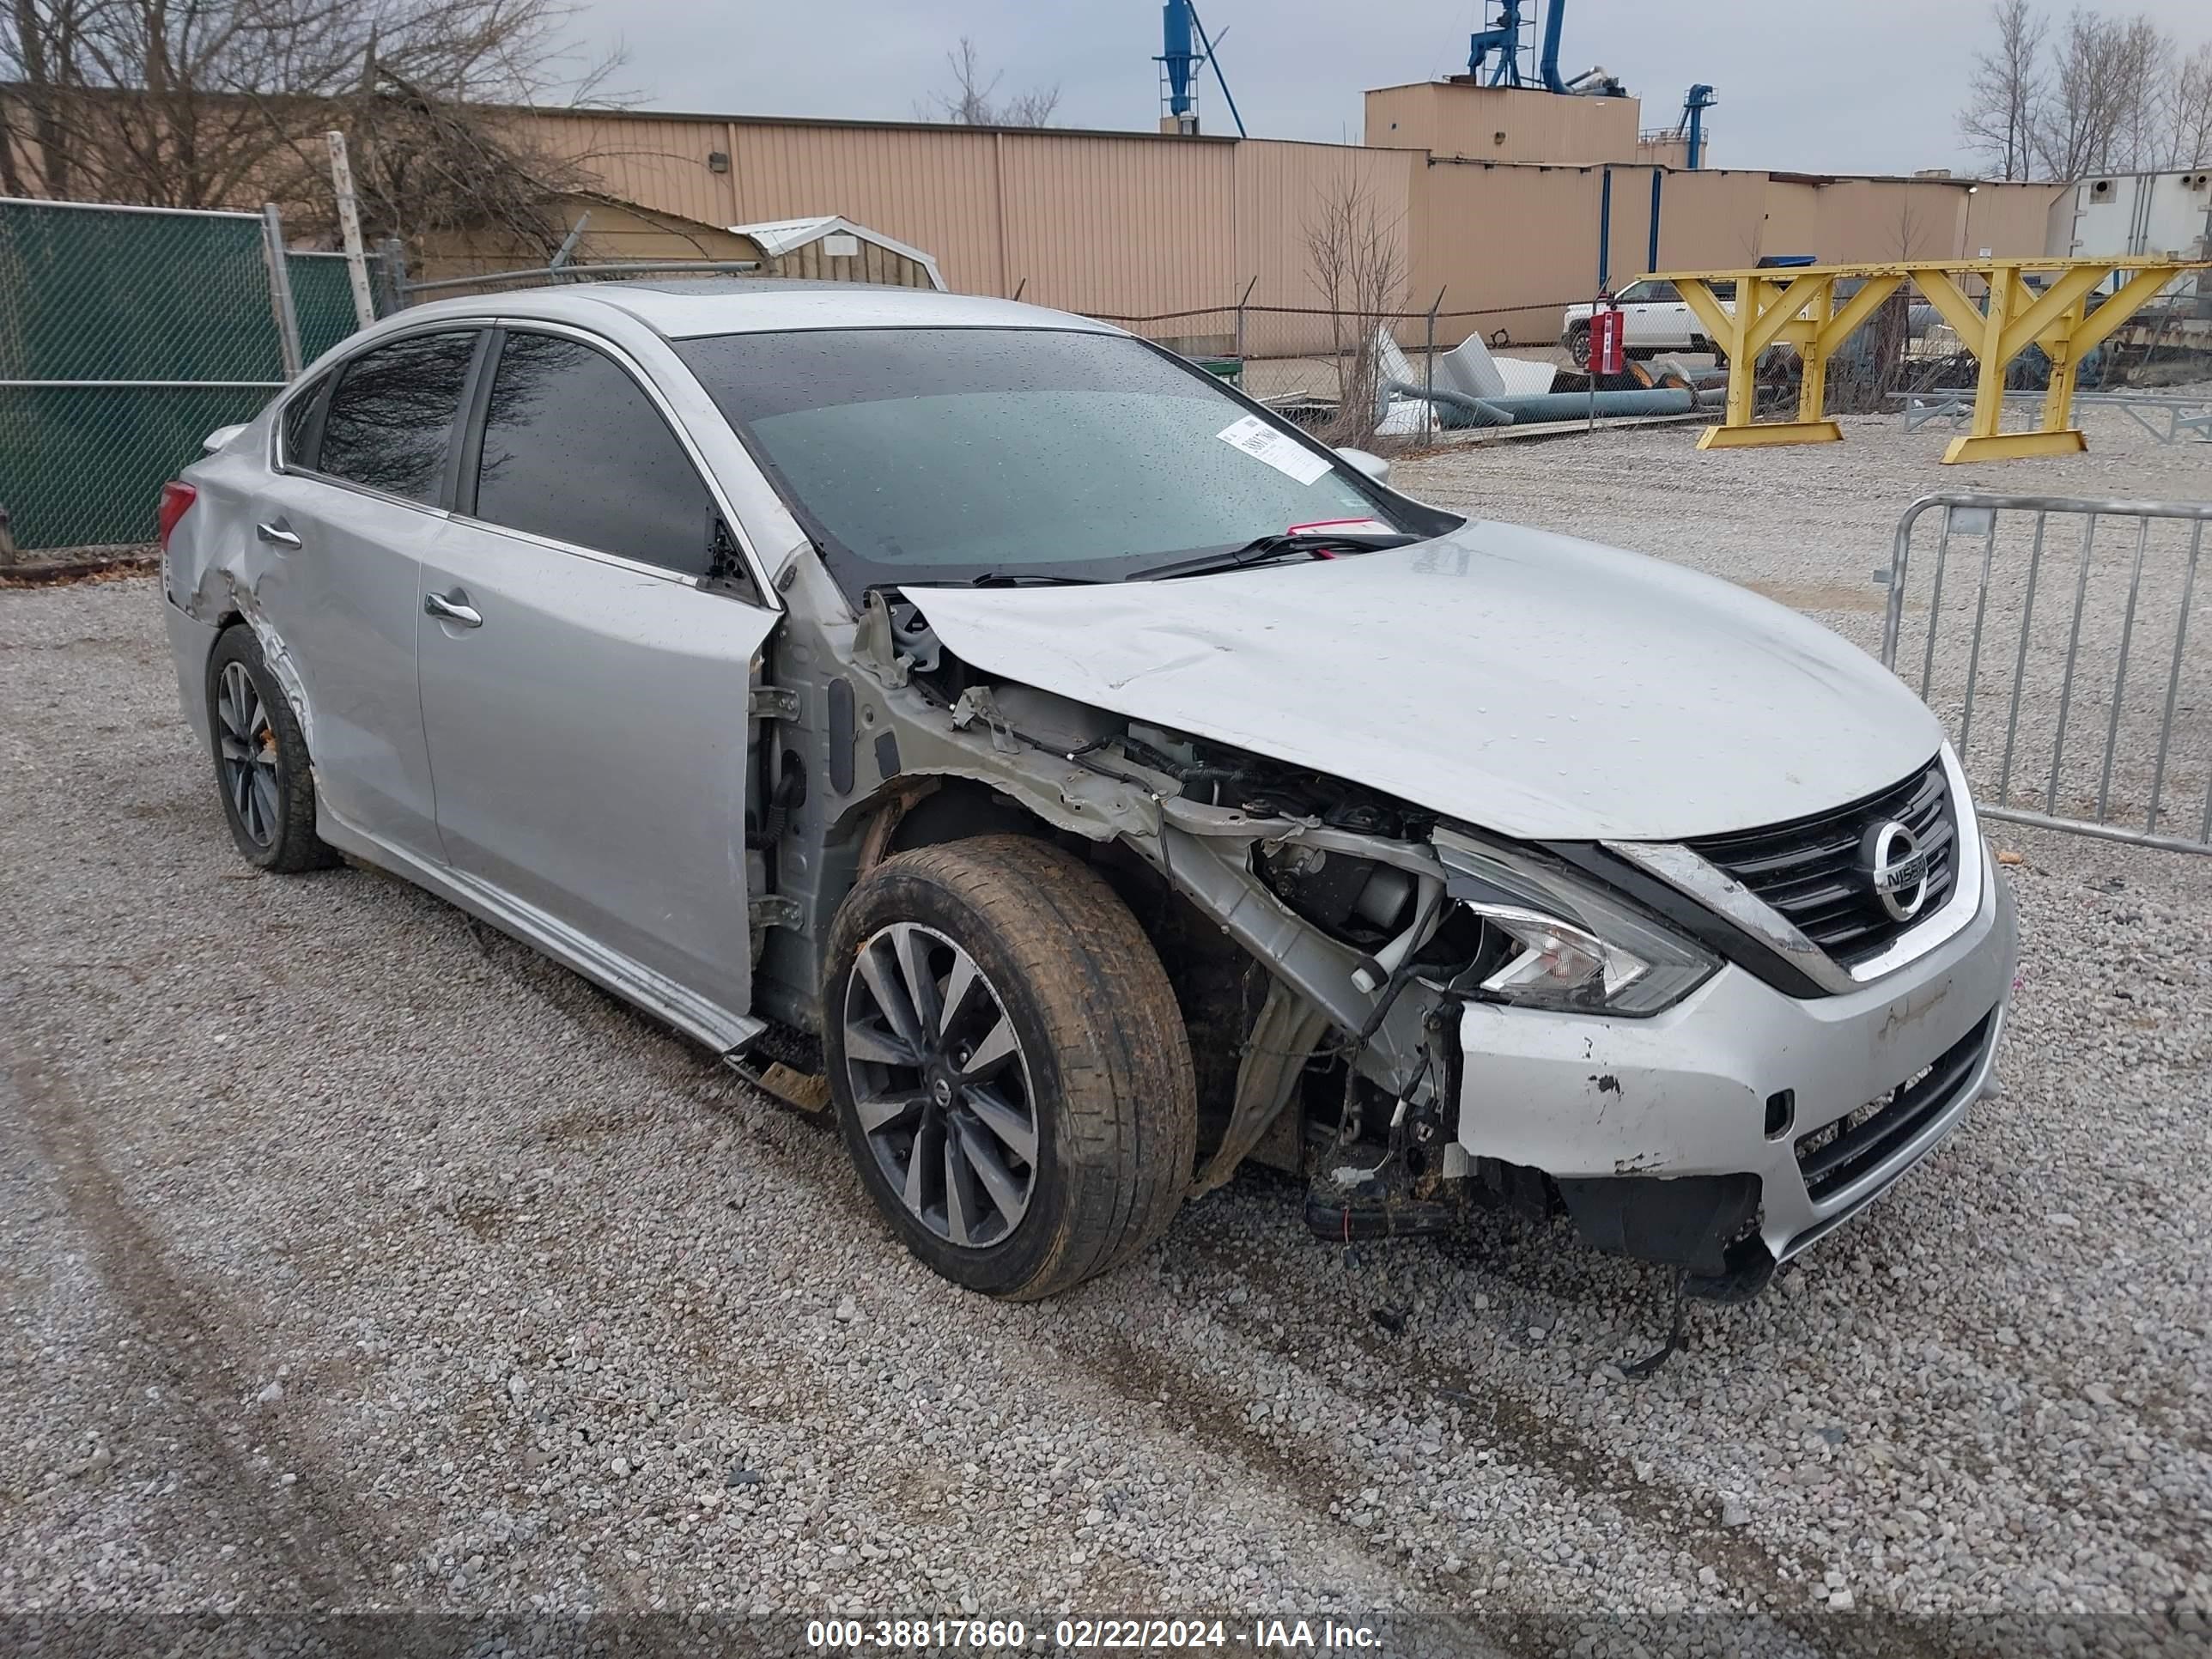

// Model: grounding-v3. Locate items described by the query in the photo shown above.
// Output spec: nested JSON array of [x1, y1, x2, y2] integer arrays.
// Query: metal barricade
[[1882, 491, 2209, 854]]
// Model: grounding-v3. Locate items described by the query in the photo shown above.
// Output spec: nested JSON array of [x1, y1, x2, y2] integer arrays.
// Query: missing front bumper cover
[[1555, 1171, 1774, 1298]]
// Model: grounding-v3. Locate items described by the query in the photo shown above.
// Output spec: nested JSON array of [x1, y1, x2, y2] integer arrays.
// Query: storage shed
[[727, 216, 947, 290]]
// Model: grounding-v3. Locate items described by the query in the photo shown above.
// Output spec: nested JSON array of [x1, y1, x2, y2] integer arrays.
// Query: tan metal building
[[1365, 81, 1686, 167], [509, 101, 2058, 349], [0, 77, 2056, 349]]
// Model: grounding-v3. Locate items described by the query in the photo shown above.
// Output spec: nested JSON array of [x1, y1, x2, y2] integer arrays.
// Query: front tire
[[206, 627, 337, 873], [823, 836, 1197, 1299]]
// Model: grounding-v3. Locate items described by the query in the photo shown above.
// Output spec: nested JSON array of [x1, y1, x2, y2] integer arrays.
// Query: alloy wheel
[[842, 922, 1040, 1249], [215, 660, 280, 848]]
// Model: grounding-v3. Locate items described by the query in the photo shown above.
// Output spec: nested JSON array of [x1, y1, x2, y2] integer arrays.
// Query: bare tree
[[2, 0, 94, 196], [1, 0, 621, 215], [1958, 0, 2047, 180], [2032, 6, 2174, 179], [915, 36, 1059, 128], [1305, 174, 1407, 446], [1959, 3, 2212, 178], [2108, 12, 2173, 169], [260, 69, 593, 261], [2173, 40, 2212, 167], [1895, 196, 1930, 261]]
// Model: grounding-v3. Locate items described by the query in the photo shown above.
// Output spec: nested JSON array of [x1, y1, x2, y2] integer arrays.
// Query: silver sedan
[[161, 281, 2014, 1302]]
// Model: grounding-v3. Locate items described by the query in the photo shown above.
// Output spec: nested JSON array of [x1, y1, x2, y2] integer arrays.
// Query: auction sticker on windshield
[[1216, 414, 1332, 485]]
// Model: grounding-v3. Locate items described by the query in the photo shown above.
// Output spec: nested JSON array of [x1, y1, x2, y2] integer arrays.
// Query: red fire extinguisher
[[1589, 297, 1626, 377]]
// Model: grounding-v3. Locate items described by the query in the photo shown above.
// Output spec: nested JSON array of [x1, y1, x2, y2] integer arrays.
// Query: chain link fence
[[1093, 296, 1705, 447], [0, 198, 359, 557]]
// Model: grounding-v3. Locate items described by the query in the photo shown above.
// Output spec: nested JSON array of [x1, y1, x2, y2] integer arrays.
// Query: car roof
[[392, 278, 1118, 341]]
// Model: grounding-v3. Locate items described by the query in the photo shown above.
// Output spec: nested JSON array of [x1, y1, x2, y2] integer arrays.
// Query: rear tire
[[1566, 324, 1591, 368], [823, 836, 1197, 1300], [206, 627, 337, 873]]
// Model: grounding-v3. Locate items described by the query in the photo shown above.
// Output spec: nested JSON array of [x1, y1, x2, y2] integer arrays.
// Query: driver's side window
[[467, 330, 757, 599]]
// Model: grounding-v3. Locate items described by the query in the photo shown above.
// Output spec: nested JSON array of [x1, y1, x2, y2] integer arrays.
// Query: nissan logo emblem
[[1864, 820, 1930, 922]]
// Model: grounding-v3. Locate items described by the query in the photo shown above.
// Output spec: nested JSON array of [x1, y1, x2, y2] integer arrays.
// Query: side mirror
[[202, 423, 247, 454], [1334, 447, 1391, 487]]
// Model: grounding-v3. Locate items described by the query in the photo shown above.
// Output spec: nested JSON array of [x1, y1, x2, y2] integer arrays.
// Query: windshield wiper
[[959, 570, 1101, 587], [884, 571, 1101, 589], [1131, 529, 1419, 582]]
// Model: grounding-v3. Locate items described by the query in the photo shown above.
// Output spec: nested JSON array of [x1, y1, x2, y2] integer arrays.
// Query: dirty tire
[[206, 626, 337, 874], [1566, 324, 1591, 368], [823, 836, 1198, 1300]]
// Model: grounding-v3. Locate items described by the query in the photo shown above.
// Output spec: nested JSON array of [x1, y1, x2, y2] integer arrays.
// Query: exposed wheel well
[[884, 779, 1058, 857], [864, 776, 1267, 1170]]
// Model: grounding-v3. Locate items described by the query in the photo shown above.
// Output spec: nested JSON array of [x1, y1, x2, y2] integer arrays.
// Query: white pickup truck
[[1562, 277, 1736, 365]]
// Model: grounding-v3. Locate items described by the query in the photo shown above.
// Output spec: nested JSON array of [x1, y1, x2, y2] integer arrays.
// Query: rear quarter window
[[279, 374, 328, 469]]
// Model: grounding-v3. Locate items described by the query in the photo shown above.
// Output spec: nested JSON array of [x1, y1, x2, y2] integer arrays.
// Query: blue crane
[[1158, 0, 1246, 137], [1467, 0, 1530, 86], [1468, 0, 1571, 93], [1677, 83, 1717, 170]]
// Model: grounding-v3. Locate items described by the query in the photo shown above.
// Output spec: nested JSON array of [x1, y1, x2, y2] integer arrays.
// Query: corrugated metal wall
[[1411, 164, 1583, 344], [725, 122, 1009, 293], [1651, 170, 1774, 268], [1000, 132, 1237, 312]]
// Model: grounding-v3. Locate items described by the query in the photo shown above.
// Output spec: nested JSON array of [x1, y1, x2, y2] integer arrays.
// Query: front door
[[1628, 281, 1689, 350], [416, 328, 775, 1030]]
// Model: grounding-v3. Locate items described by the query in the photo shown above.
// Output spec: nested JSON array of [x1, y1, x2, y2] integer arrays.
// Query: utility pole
[[260, 204, 305, 378], [326, 131, 376, 331]]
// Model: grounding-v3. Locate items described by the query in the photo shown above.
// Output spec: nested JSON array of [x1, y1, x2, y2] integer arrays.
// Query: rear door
[[416, 325, 776, 1034], [250, 327, 483, 855], [1634, 280, 1692, 349]]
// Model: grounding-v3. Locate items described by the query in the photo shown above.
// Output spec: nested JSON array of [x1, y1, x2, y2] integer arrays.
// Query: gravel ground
[[3, 412, 2210, 1654]]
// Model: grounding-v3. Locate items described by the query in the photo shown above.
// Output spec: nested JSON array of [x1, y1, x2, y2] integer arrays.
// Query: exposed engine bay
[[866, 594, 1583, 1256]]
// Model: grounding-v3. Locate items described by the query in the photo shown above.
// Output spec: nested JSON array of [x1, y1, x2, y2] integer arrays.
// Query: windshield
[[672, 326, 1456, 586]]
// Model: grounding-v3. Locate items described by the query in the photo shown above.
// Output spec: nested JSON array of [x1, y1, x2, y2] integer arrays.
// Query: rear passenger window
[[315, 331, 478, 504], [472, 331, 716, 577], [280, 374, 327, 468]]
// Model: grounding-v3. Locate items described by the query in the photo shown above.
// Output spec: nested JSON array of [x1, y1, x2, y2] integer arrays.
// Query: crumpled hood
[[901, 521, 1942, 842]]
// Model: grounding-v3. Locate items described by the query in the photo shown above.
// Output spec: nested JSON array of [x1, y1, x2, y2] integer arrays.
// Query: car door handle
[[423, 590, 483, 629], [255, 520, 301, 550]]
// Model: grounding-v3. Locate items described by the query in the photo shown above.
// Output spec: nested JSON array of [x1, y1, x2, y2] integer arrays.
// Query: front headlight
[[1433, 829, 1717, 1017]]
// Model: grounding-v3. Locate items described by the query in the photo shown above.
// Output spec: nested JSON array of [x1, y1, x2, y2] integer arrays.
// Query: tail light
[[156, 481, 197, 551]]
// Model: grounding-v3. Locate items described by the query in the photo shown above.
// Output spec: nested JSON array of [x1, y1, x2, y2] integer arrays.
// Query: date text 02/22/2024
[[803, 1617, 1384, 1650]]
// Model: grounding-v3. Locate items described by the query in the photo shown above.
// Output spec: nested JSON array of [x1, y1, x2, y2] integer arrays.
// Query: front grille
[[1688, 757, 1956, 968], [1794, 1012, 1994, 1202]]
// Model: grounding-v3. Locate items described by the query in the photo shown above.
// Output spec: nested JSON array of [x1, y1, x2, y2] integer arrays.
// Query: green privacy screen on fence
[[0, 198, 358, 552]]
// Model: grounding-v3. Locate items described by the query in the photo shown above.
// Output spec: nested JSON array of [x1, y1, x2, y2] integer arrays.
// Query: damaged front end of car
[[806, 573, 1780, 1301]]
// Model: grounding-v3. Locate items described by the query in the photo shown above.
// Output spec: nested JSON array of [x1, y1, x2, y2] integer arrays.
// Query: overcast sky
[[578, 0, 2209, 177]]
